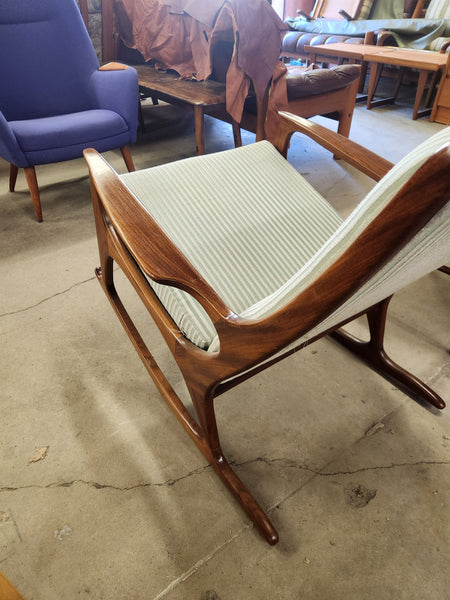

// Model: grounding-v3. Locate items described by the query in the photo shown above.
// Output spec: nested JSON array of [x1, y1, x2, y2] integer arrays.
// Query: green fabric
[[370, 0, 404, 20], [285, 17, 450, 50], [358, 0, 376, 20]]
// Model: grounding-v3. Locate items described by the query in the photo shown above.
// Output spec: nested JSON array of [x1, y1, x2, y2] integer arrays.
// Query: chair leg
[[24, 166, 43, 222], [232, 119, 243, 147], [97, 261, 279, 544], [9, 164, 19, 192], [120, 146, 135, 172], [189, 387, 279, 545], [330, 297, 446, 409], [92, 212, 279, 544]]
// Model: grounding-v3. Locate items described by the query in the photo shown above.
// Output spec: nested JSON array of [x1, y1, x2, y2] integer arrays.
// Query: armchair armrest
[[373, 29, 397, 46], [98, 62, 130, 71], [84, 148, 235, 325], [275, 111, 393, 181], [90, 66, 139, 135]]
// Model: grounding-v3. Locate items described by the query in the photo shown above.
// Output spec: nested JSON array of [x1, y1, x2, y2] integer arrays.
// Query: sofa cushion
[[10, 109, 128, 152], [286, 64, 361, 99]]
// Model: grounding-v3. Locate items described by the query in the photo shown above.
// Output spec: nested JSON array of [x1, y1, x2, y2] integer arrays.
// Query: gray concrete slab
[[0, 96, 449, 599]]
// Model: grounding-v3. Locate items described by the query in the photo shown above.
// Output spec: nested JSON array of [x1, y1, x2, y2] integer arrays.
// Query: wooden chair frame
[[84, 112, 449, 545]]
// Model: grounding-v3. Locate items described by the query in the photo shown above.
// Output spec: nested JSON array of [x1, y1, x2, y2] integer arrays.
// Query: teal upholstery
[[120, 128, 450, 352]]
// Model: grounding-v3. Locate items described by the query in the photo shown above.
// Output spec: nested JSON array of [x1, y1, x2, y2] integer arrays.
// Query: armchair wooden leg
[[92, 209, 279, 544], [330, 298, 446, 409], [190, 388, 279, 545], [120, 146, 135, 172], [9, 164, 19, 192], [232, 120, 243, 147], [24, 166, 43, 222], [96, 260, 279, 544]]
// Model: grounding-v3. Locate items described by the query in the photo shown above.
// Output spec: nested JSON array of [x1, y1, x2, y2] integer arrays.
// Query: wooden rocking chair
[[84, 113, 449, 545]]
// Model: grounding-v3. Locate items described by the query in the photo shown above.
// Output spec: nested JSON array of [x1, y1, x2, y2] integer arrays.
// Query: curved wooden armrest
[[98, 62, 129, 71], [440, 41, 450, 54], [374, 29, 397, 46], [84, 149, 235, 324], [275, 112, 393, 181]]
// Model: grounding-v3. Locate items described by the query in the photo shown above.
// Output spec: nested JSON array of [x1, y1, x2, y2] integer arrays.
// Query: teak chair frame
[[85, 113, 449, 545]]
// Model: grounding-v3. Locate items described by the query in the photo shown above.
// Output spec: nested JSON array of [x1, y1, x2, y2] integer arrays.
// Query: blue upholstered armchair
[[0, 0, 139, 221]]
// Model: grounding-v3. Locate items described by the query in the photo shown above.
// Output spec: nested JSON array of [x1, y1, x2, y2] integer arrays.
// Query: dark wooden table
[[135, 64, 228, 155]]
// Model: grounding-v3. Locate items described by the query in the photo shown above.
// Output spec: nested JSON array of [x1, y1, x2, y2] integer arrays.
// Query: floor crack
[[2, 458, 448, 495], [0, 464, 210, 493], [0, 276, 96, 317], [232, 456, 450, 477]]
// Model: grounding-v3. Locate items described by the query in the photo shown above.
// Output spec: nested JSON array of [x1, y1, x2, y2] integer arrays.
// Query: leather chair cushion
[[286, 64, 361, 99]]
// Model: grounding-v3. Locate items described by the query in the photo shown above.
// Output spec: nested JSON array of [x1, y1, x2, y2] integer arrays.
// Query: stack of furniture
[[282, 0, 450, 64]]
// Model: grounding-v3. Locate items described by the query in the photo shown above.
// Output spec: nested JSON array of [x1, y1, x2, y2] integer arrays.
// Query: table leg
[[413, 69, 430, 120], [358, 59, 368, 95], [193, 105, 205, 155], [367, 61, 397, 110], [232, 120, 242, 147], [366, 61, 383, 108]]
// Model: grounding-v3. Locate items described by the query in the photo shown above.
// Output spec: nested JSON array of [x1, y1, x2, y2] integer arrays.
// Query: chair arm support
[[90, 66, 139, 137], [98, 62, 130, 71], [275, 111, 393, 181], [373, 29, 397, 46], [84, 148, 235, 324]]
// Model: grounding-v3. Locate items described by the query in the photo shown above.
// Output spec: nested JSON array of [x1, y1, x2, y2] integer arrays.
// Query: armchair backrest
[[426, 0, 450, 19], [0, 0, 99, 121], [239, 127, 450, 342]]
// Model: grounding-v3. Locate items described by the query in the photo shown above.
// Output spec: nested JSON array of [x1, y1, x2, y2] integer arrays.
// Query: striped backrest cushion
[[357, 0, 375, 19], [428, 37, 450, 52], [426, 0, 450, 19], [239, 127, 450, 347]]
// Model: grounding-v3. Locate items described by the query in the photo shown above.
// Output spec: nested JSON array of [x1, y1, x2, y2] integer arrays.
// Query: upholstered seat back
[[0, 0, 99, 121], [426, 0, 450, 19], [120, 128, 450, 352], [238, 128, 450, 340]]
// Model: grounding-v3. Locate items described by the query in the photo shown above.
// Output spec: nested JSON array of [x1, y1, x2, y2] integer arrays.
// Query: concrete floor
[[0, 94, 449, 599]]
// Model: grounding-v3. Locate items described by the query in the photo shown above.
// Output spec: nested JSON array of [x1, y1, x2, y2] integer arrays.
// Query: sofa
[[281, 0, 450, 64]]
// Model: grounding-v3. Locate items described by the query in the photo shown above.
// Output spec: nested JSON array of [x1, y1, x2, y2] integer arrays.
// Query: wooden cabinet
[[431, 53, 450, 125]]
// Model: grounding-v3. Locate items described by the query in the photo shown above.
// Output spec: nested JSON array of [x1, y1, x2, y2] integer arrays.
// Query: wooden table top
[[362, 47, 448, 71], [304, 43, 385, 59], [134, 64, 227, 107], [306, 43, 447, 71]]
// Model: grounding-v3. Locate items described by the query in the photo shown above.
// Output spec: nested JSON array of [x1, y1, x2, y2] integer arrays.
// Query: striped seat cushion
[[120, 141, 343, 348]]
